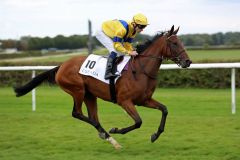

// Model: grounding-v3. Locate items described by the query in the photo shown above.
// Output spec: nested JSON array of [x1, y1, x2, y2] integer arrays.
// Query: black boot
[[104, 56, 119, 80]]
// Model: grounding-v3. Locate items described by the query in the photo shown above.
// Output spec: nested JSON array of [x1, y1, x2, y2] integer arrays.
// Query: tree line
[[0, 32, 240, 51], [0, 35, 91, 51], [179, 32, 240, 47]]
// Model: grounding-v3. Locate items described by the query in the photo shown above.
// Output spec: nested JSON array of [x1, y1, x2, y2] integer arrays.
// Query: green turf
[[186, 49, 240, 63], [0, 87, 239, 160], [0, 48, 106, 63], [1, 49, 240, 63]]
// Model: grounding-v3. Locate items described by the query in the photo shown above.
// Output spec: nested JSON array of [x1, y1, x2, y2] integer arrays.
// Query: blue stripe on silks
[[119, 20, 128, 31], [119, 20, 129, 40], [113, 37, 123, 42], [124, 38, 133, 43]]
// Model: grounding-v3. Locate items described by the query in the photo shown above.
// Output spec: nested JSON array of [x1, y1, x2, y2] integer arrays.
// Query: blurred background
[[0, 1, 239, 160]]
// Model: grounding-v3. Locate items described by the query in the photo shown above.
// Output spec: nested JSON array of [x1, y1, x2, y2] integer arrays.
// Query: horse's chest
[[117, 78, 156, 103], [132, 86, 154, 102], [142, 89, 154, 99]]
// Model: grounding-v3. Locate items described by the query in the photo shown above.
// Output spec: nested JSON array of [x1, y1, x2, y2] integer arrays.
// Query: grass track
[[0, 87, 240, 160], [1, 49, 240, 63], [187, 49, 240, 62]]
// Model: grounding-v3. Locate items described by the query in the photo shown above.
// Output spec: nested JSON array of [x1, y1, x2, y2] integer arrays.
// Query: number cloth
[[79, 54, 130, 84]]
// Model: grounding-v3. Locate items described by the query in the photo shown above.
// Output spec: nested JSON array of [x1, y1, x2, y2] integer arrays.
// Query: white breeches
[[95, 30, 123, 56]]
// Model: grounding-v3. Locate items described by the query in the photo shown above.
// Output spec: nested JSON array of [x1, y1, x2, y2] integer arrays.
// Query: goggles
[[137, 24, 147, 29]]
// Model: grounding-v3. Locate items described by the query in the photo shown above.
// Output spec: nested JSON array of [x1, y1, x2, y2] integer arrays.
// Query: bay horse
[[14, 25, 192, 149]]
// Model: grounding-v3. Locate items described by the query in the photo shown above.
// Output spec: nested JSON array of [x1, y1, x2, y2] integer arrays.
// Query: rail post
[[231, 68, 236, 114], [32, 70, 36, 111]]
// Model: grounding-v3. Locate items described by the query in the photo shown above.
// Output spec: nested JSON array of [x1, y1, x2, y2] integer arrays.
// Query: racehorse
[[14, 25, 192, 149]]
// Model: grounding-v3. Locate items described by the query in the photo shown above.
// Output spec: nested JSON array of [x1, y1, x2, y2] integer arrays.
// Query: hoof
[[107, 137, 122, 150], [114, 143, 122, 150], [151, 133, 159, 143], [98, 132, 107, 139], [109, 128, 118, 133]]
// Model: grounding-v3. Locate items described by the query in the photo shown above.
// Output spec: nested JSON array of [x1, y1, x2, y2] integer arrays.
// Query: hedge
[[0, 62, 61, 87], [157, 69, 239, 88], [0, 63, 239, 88]]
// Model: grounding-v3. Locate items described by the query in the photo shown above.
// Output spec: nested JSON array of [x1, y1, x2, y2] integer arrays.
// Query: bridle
[[130, 35, 186, 79], [167, 37, 186, 66]]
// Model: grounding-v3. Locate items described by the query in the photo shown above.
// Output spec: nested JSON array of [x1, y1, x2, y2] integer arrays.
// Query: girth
[[108, 56, 124, 103]]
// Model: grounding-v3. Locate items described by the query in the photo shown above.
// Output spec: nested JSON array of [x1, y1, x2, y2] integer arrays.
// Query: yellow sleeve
[[113, 42, 127, 54], [123, 42, 134, 53]]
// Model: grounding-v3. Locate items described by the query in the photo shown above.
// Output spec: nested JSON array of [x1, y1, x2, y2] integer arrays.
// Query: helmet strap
[[131, 22, 137, 35]]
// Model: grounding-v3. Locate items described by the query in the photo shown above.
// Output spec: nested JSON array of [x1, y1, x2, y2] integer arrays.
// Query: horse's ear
[[173, 26, 180, 35], [168, 25, 174, 37]]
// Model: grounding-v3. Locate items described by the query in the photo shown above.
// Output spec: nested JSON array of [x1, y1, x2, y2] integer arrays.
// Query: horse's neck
[[138, 55, 162, 79], [132, 56, 157, 80], [137, 40, 165, 77]]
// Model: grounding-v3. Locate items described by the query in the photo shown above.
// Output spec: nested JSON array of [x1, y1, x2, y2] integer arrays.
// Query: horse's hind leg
[[71, 90, 93, 124], [62, 86, 108, 140], [84, 92, 109, 138], [84, 92, 122, 149], [68, 86, 98, 129]]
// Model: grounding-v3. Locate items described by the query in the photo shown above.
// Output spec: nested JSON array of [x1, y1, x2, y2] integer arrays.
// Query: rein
[[130, 54, 163, 80], [138, 54, 163, 60]]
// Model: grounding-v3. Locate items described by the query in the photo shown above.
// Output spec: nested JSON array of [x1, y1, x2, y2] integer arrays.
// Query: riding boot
[[104, 52, 119, 80]]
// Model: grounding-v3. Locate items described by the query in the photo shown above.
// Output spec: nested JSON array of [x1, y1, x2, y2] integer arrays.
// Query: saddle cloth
[[79, 54, 130, 84]]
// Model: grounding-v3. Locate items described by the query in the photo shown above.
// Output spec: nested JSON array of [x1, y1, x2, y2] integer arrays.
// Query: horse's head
[[164, 25, 192, 68], [136, 25, 191, 68]]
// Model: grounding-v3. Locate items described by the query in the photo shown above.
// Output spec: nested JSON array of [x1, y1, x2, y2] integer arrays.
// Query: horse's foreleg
[[143, 98, 168, 143], [109, 101, 142, 134]]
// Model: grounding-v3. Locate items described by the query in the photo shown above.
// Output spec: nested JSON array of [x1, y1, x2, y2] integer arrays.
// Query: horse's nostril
[[186, 60, 192, 63], [186, 60, 192, 66], [182, 60, 192, 68]]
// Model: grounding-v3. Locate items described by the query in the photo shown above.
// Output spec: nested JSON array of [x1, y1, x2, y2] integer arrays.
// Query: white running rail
[[1, 63, 240, 114]]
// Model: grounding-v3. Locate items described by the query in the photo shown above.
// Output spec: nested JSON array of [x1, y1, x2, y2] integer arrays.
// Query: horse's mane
[[136, 31, 166, 54]]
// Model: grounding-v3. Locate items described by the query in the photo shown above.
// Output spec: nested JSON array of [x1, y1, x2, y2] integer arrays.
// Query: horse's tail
[[14, 66, 60, 97]]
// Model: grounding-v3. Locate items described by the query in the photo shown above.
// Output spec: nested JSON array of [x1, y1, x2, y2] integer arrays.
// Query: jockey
[[95, 13, 149, 80]]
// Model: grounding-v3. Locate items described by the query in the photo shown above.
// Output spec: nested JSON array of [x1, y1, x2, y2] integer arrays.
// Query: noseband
[[167, 38, 186, 65]]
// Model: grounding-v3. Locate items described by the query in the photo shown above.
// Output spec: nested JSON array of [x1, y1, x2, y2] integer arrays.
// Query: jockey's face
[[133, 23, 146, 33]]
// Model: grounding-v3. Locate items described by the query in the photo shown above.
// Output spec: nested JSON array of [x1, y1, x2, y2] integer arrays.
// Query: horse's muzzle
[[181, 59, 192, 68]]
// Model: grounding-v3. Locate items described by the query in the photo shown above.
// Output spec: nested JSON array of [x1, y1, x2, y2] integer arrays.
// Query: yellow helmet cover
[[133, 13, 149, 25]]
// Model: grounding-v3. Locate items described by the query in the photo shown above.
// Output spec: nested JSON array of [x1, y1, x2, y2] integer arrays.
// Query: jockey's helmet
[[133, 13, 149, 25]]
